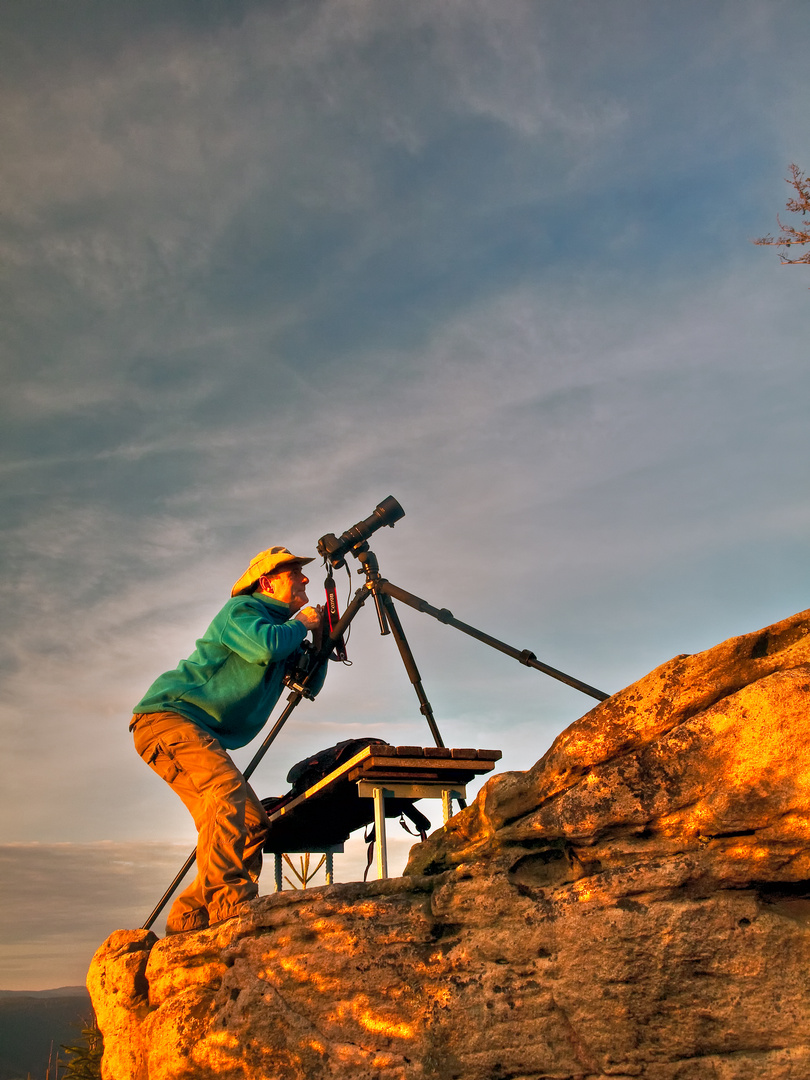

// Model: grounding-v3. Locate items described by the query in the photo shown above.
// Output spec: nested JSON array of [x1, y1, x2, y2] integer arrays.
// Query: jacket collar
[[248, 591, 292, 618]]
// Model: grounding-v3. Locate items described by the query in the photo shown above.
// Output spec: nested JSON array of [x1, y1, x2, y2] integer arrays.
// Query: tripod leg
[[379, 593, 446, 749], [141, 849, 197, 931], [378, 592, 467, 811], [380, 579, 609, 702], [314, 581, 375, 664]]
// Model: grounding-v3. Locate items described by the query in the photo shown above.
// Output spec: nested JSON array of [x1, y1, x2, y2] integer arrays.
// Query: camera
[[317, 496, 405, 568]]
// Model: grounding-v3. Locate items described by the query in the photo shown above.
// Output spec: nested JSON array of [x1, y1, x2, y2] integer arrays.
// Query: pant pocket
[[146, 741, 183, 784]]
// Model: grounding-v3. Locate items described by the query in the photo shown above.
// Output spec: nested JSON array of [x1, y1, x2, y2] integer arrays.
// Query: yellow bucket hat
[[231, 546, 314, 597]]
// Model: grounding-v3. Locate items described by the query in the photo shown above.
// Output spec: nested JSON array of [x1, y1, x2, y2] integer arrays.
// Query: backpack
[[267, 738, 432, 852], [286, 737, 389, 796]]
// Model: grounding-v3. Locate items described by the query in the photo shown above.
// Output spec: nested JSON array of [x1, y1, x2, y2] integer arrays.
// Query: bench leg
[[274, 853, 283, 892], [373, 786, 389, 879]]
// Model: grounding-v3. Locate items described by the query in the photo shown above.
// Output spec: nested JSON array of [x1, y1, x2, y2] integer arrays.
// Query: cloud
[[0, 842, 191, 989], [3, 254, 807, 845], [0, 834, 429, 990], [2, 0, 810, 989]]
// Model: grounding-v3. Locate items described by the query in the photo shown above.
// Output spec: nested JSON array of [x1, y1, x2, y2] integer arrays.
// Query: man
[[131, 546, 326, 933]]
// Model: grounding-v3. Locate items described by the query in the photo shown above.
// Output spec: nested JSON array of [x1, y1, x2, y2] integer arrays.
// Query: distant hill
[[0, 987, 88, 999], [0, 990, 92, 1080]]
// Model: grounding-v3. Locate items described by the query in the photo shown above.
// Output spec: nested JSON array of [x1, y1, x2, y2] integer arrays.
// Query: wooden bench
[[263, 745, 502, 886]]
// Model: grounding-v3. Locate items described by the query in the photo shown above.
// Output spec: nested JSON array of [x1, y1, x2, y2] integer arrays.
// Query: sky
[[1, 0, 809, 990]]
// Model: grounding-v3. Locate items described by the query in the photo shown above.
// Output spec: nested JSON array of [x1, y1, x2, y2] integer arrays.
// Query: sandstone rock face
[[89, 610, 810, 1079]]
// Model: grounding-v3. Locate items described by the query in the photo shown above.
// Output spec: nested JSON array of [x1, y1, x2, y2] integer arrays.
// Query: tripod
[[316, 542, 609, 740], [142, 541, 608, 930]]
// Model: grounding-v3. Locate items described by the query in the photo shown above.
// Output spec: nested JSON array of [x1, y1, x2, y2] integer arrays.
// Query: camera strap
[[324, 570, 348, 662]]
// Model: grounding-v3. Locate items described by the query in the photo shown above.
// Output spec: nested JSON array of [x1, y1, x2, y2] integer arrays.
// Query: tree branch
[[753, 164, 810, 264]]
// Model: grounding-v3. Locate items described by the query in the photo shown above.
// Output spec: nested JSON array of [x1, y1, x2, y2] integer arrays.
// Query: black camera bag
[[286, 737, 388, 795], [280, 737, 431, 839]]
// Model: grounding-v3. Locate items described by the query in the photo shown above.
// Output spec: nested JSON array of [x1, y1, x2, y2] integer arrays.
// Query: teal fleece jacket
[[133, 592, 326, 749]]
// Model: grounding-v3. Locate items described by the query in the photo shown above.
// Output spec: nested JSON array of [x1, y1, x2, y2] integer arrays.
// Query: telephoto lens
[[318, 496, 405, 567]]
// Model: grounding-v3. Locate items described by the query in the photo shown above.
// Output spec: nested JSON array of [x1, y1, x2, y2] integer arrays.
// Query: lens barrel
[[318, 496, 405, 566]]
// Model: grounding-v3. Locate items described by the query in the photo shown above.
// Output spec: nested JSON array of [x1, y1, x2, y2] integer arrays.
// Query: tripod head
[[317, 496, 404, 569]]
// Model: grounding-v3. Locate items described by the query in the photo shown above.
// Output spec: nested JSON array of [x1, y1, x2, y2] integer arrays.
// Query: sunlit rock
[[89, 609, 810, 1079]]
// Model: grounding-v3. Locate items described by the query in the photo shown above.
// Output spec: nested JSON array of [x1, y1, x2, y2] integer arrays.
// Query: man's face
[[267, 564, 310, 612]]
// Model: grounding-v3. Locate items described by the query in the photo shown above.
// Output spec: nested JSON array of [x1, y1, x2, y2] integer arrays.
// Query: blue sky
[[1, 0, 809, 989]]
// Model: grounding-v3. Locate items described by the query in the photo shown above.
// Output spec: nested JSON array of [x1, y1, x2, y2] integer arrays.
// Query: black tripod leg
[[312, 582, 375, 664], [141, 850, 197, 932], [378, 593, 467, 811], [378, 593, 445, 749], [380, 579, 609, 702]]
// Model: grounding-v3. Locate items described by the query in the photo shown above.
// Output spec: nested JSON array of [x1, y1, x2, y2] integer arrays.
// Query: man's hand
[[293, 605, 322, 631]]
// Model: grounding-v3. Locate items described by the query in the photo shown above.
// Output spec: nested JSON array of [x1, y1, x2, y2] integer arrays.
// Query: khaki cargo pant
[[131, 711, 271, 933]]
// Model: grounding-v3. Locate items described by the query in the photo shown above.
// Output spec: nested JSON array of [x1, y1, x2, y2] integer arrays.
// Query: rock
[[89, 609, 810, 1079], [407, 608, 810, 880], [86, 928, 156, 1080]]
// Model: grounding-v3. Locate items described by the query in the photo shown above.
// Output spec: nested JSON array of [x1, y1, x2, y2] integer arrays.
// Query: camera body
[[283, 640, 322, 699]]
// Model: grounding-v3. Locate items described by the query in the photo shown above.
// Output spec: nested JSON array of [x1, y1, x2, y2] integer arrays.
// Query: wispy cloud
[[0, 835, 425, 989], [2, 0, 809, 988]]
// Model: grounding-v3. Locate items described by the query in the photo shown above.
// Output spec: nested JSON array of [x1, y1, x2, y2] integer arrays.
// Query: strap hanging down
[[324, 570, 348, 662], [363, 808, 429, 880]]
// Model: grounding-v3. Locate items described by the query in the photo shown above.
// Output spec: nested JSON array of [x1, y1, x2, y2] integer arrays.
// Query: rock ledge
[[89, 610, 810, 1080]]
